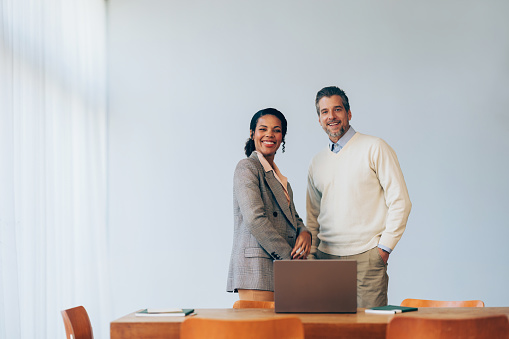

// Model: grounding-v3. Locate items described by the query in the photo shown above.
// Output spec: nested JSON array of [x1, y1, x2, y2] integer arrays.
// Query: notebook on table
[[274, 259, 357, 313]]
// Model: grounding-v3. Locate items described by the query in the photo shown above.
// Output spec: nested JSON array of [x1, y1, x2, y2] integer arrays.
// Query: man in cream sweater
[[306, 86, 412, 308]]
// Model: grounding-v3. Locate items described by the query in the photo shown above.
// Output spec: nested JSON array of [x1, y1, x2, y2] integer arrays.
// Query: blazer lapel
[[264, 171, 296, 228]]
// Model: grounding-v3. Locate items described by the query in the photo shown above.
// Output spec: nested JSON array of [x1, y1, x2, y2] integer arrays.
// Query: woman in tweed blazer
[[227, 108, 311, 302]]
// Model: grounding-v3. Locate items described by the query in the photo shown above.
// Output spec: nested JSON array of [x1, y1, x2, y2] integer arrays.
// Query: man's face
[[317, 95, 352, 143]]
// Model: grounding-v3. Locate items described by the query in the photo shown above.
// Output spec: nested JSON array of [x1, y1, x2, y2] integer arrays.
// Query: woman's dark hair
[[244, 108, 287, 157]]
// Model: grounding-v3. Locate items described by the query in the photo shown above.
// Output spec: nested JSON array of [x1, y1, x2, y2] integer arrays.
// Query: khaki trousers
[[316, 247, 388, 308]]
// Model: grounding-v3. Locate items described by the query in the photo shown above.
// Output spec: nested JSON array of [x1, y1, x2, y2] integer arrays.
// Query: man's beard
[[323, 125, 346, 139]]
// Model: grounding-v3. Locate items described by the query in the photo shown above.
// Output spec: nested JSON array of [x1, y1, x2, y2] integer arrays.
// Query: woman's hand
[[291, 231, 311, 259]]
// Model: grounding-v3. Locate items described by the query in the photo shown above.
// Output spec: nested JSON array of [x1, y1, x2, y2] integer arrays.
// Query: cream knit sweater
[[306, 132, 412, 257]]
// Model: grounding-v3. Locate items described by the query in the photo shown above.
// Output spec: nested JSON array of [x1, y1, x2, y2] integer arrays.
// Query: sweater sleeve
[[372, 139, 412, 251], [306, 162, 321, 257]]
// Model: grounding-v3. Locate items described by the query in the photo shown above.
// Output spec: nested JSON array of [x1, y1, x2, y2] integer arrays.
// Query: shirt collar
[[329, 126, 356, 153], [253, 151, 289, 191], [254, 151, 274, 173]]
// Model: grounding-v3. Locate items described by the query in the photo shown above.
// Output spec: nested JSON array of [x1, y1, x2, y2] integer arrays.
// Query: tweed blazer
[[227, 152, 309, 293]]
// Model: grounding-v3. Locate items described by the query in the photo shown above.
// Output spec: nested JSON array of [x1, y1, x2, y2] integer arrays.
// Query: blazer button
[[273, 212, 278, 217]]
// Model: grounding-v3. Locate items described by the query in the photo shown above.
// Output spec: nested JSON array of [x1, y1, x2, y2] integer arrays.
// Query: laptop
[[274, 259, 357, 313]]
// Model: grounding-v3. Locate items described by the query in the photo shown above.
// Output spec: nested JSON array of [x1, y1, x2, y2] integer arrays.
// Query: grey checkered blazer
[[227, 152, 309, 293]]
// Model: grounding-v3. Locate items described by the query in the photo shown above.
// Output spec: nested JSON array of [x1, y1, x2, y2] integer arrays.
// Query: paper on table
[[135, 309, 195, 317], [365, 305, 418, 314], [365, 309, 402, 314], [146, 308, 183, 313]]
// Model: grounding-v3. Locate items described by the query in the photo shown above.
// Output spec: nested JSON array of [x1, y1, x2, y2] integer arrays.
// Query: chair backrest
[[232, 300, 275, 309], [61, 306, 94, 339], [386, 315, 509, 339], [180, 317, 304, 339], [400, 299, 485, 307]]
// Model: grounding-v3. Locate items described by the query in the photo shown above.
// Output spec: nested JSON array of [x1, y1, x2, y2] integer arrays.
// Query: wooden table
[[111, 307, 509, 339]]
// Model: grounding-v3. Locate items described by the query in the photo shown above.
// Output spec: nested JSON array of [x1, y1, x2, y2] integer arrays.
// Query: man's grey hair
[[315, 86, 350, 116]]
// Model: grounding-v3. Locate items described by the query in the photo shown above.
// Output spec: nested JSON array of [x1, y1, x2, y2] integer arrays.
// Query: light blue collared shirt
[[329, 126, 356, 153], [327, 125, 392, 254]]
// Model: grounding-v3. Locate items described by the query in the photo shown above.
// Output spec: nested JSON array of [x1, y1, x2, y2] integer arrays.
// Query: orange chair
[[61, 306, 94, 339], [401, 299, 485, 307], [386, 315, 509, 339], [233, 300, 275, 309], [180, 317, 304, 339]]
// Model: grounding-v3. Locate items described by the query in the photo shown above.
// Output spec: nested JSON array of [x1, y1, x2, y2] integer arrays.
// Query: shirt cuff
[[377, 244, 392, 254]]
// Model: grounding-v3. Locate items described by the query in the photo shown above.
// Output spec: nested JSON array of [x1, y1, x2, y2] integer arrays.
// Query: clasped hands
[[290, 231, 312, 259]]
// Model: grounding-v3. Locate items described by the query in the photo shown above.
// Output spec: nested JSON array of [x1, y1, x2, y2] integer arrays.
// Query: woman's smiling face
[[251, 114, 283, 159]]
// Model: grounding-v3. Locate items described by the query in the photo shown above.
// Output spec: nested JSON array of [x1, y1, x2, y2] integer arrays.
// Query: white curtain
[[0, 1, 109, 338]]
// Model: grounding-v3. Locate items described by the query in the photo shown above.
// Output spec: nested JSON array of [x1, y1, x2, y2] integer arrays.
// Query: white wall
[[107, 0, 509, 320]]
